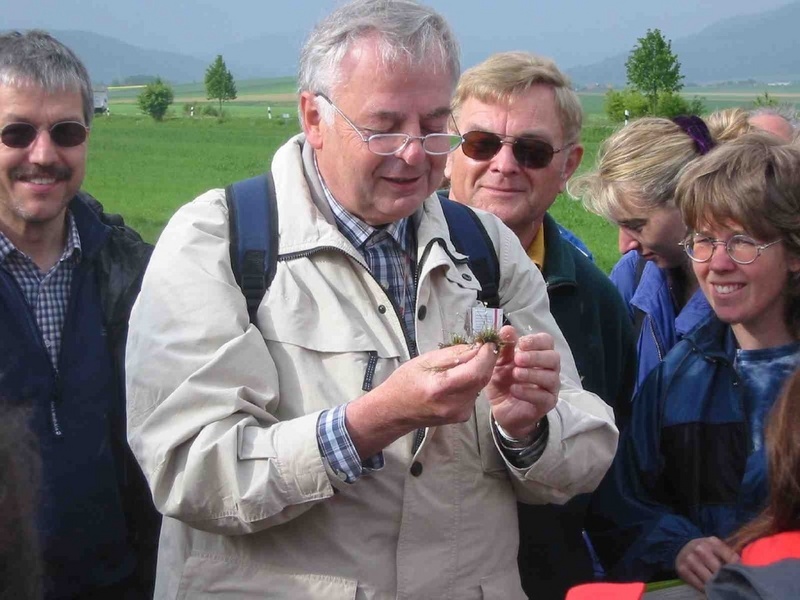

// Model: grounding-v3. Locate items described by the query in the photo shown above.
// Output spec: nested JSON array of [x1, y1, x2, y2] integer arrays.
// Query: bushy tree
[[606, 87, 704, 123], [656, 92, 705, 118], [205, 55, 237, 115], [137, 77, 174, 121], [626, 29, 684, 114], [604, 88, 649, 122]]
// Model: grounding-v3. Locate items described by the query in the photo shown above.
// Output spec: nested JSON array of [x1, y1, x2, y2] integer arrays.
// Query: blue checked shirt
[[314, 160, 417, 483], [0, 213, 81, 370]]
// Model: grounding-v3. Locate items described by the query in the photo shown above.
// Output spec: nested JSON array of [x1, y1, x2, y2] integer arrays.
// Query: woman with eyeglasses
[[587, 133, 800, 591], [571, 116, 718, 394]]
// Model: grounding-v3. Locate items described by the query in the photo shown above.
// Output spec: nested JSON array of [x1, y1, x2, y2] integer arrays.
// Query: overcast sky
[[6, 0, 795, 68]]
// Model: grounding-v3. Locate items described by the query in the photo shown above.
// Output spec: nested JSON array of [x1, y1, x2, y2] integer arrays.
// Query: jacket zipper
[[49, 263, 86, 438], [410, 243, 430, 453], [50, 373, 63, 437], [545, 281, 574, 292], [4, 272, 65, 436], [648, 315, 664, 361]]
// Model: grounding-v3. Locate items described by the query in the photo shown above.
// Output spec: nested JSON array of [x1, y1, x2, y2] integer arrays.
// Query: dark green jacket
[[518, 213, 636, 600]]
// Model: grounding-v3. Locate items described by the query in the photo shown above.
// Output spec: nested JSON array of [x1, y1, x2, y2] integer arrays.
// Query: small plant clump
[[428, 328, 505, 373], [438, 333, 470, 349], [439, 328, 505, 350], [473, 327, 504, 348]]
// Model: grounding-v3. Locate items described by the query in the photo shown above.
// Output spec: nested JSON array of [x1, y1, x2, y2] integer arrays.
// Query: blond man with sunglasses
[[446, 51, 636, 600], [0, 31, 158, 598]]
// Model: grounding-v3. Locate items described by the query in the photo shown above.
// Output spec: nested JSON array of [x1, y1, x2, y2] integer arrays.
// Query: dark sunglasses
[[461, 130, 572, 169], [1, 121, 88, 149]]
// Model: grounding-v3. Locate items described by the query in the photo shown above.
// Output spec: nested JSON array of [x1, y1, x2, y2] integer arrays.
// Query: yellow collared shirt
[[526, 226, 546, 270]]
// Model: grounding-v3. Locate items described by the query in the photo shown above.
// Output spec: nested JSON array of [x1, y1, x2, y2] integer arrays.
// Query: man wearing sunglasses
[[446, 51, 636, 600], [125, 2, 617, 598], [0, 31, 158, 598]]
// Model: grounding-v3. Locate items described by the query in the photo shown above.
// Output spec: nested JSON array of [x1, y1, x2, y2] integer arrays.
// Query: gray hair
[[297, 0, 460, 122], [748, 105, 799, 131], [0, 30, 94, 126]]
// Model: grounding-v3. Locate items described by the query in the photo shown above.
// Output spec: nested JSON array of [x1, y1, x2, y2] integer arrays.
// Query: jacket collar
[[632, 260, 713, 336], [68, 193, 111, 261], [684, 313, 736, 360], [540, 212, 577, 288]]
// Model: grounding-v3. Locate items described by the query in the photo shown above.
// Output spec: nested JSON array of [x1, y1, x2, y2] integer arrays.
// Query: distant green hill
[[568, 1, 800, 86], [42, 30, 208, 84]]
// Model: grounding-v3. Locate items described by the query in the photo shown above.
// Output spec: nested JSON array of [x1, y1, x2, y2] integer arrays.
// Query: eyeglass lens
[[368, 133, 461, 155], [461, 131, 556, 169], [1, 121, 87, 149], [687, 236, 759, 263]]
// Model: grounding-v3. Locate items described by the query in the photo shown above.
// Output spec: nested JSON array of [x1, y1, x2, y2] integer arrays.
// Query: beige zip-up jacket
[[126, 135, 618, 600]]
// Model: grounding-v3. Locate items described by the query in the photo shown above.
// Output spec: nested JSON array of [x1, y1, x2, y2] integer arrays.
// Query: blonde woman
[[571, 116, 715, 392]]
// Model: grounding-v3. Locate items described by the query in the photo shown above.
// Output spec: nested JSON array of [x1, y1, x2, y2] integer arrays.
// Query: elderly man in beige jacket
[[125, 1, 618, 598]]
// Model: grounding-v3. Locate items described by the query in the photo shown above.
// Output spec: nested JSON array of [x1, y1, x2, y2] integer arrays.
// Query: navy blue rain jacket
[[0, 195, 156, 598], [588, 316, 778, 582]]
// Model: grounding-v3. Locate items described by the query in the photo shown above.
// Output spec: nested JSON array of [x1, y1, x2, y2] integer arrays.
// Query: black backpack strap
[[632, 255, 647, 337], [437, 194, 501, 308], [225, 173, 278, 324]]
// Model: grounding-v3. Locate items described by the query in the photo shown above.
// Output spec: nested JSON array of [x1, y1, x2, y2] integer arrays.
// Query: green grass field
[[84, 82, 798, 274], [83, 116, 297, 241]]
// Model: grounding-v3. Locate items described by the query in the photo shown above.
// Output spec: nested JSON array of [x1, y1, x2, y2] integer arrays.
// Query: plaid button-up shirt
[[0, 213, 82, 370], [315, 161, 417, 483]]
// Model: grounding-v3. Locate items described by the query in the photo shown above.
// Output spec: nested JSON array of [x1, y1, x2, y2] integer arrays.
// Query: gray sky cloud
[[6, 0, 795, 68]]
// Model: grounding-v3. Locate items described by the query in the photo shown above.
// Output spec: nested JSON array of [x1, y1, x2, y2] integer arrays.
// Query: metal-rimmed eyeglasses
[[680, 233, 782, 265], [315, 93, 462, 156], [1, 121, 89, 149]]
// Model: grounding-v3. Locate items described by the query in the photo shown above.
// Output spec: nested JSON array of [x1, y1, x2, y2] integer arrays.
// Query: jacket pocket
[[479, 567, 527, 599], [260, 302, 403, 413], [441, 262, 483, 294], [176, 554, 358, 599]]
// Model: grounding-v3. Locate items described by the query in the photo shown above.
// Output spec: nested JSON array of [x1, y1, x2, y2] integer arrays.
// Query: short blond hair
[[451, 51, 582, 143], [705, 108, 753, 144], [570, 117, 702, 221]]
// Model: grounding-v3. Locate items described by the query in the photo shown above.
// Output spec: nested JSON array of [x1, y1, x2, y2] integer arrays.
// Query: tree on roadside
[[205, 55, 237, 116], [626, 29, 683, 114], [137, 77, 174, 121]]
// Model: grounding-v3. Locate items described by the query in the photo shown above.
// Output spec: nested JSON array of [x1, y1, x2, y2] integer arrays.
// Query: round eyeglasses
[[316, 93, 462, 156], [460, 130, 573, 169], [680, 234, 782, 265], [1, 121, 89, 149]]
